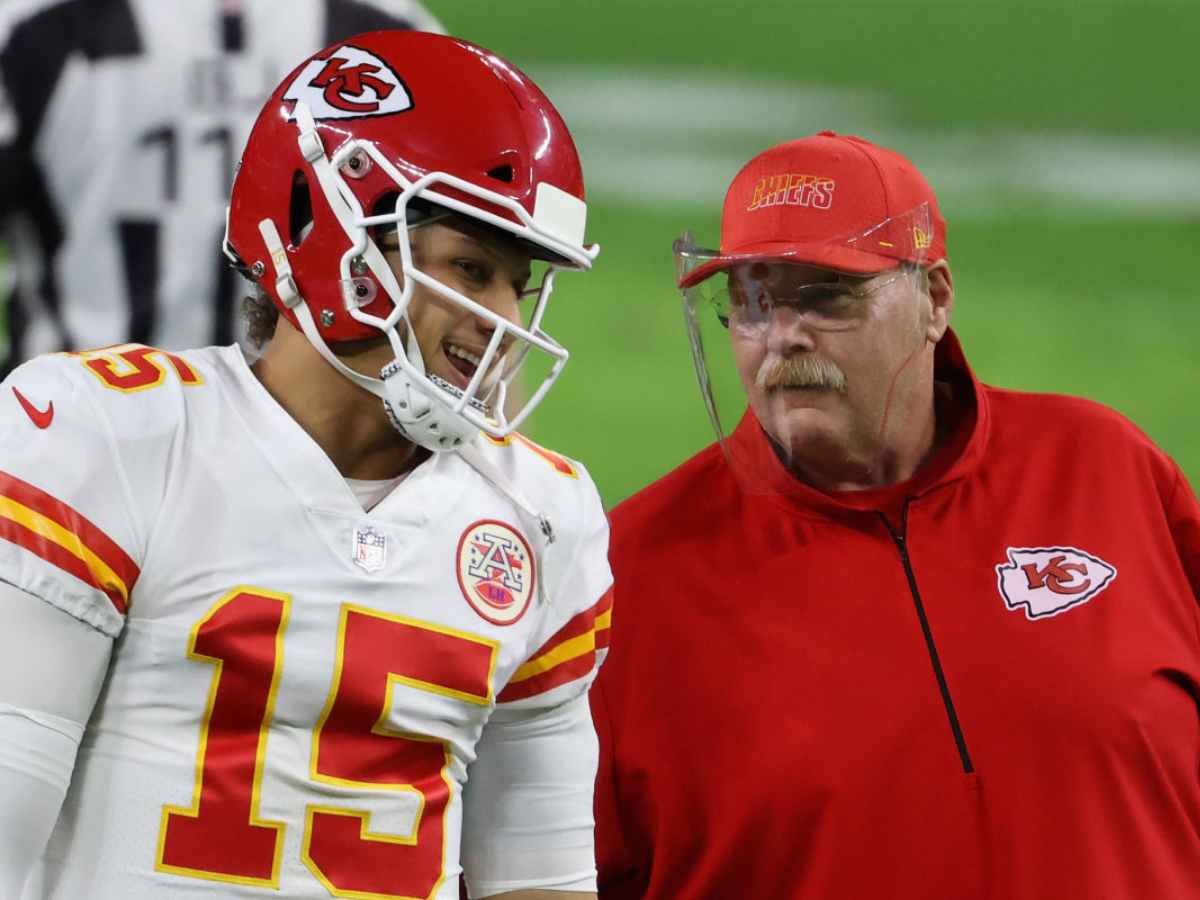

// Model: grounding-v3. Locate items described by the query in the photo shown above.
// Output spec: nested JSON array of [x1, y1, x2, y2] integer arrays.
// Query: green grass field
[[439, 0, 1200, 505], [3, 1, 1195, 507]]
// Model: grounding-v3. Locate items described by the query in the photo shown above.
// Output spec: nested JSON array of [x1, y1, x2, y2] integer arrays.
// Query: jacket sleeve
[[591, 672, 642, 899], [1165, 467, 1200, 602]]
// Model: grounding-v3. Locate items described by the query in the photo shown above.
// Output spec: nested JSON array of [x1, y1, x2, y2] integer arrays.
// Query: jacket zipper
[[879, 502, 975, 775]]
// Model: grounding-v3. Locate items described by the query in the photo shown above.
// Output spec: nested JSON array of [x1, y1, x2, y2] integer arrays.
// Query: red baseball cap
[[679, 131, 947, 288]]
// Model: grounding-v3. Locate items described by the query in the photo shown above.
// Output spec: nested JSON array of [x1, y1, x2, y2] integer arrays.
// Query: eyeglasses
[[714, 264, 908, 332]]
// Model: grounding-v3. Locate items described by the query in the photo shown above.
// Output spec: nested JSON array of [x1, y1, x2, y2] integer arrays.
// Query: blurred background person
[[0, 0, 442, 376]]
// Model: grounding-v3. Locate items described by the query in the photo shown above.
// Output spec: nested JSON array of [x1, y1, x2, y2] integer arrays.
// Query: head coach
[[591, 131, 1200, 899]]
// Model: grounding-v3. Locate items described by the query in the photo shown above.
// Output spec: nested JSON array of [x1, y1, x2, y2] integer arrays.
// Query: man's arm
[[1165, 466, 1200, 598], [460, 691, 602, 899], [0, 581, 113, 896]]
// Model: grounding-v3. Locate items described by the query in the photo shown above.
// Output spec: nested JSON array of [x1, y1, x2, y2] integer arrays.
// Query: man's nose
[[468, 283, 522, 352], [764, 304, 819, 355]]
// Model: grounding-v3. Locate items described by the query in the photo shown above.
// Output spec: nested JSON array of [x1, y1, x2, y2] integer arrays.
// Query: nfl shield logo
[[353, 526, 387, 573]]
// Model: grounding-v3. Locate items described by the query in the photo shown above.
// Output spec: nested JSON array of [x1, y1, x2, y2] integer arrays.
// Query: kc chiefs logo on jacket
[[283, 45, 412, 120], [996, 546, 1118, 620]]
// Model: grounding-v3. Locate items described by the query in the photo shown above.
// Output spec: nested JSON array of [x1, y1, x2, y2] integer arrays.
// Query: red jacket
[[594, 332, 1200, 899]]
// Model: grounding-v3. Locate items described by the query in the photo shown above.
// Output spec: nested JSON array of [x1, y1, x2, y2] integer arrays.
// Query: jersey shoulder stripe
[[0, 469, 138, 613], [498, 587, 612, 703], [481, 431, 579, 479]]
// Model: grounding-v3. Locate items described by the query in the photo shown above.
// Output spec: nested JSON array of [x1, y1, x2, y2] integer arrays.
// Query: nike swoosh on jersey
[[12, 386, 54, 428]]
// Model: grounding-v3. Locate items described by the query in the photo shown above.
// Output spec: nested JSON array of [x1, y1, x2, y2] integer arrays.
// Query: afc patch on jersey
[[457, 520, 535, 625], [996, 546, 1118, 620], [283, 44, 413, 120]]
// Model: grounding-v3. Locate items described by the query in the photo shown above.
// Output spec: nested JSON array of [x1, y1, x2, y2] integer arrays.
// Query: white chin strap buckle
[[380, 361, 484, 452]]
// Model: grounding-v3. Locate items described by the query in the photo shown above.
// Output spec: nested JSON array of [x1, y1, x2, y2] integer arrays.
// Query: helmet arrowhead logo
[[283, 45, 412, 120], [311, 57, 395, 112], [996, 546, 1117, 620]]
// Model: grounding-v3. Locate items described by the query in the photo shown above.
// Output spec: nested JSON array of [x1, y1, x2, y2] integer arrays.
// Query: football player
[[0, 30, 611, 900]]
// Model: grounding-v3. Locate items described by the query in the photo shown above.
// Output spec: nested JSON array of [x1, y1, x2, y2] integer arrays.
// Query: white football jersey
[[0, 0, 443, 375], [0, 344, 612, 899]]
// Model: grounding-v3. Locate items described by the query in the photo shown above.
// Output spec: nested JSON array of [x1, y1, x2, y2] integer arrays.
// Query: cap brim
[[678, 241, 901, 289]]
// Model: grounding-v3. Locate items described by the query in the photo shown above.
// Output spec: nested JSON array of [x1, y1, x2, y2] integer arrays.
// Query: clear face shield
[[674, 203, 934, 494]]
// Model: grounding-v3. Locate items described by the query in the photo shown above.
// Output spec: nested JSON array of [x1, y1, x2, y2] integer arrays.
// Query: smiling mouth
[[443, 341, 484, 389]]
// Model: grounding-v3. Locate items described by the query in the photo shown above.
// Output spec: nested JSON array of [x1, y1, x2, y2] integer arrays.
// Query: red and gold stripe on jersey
[[499, 587, 613, 702], [0, 471, 138, 613]]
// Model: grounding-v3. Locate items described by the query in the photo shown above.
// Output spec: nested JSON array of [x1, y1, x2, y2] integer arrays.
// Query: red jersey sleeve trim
[[498, 587, 613, 702], [0, 471, 138, 614]]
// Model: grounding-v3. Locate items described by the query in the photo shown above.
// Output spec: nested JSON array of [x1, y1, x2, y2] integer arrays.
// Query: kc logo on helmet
[[996, 546, 1117, 620], [283, 45, 412, 120]]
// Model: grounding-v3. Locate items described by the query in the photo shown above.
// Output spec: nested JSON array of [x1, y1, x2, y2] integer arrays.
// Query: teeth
[[446, 344, 482, 367]]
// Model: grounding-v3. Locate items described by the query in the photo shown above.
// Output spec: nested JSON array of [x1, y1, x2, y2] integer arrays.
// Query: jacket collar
[[725, 328, 990, 520]]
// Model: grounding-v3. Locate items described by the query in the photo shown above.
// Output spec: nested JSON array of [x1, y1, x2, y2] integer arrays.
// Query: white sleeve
[[0, 579, 113, 718], [494, 465, 613, 710], [0, 356, 142, 638], [460, 459, 612, 896], [0, 705, 83, 899], [0, 582, 113, 897], [460, 691, 599, 899]]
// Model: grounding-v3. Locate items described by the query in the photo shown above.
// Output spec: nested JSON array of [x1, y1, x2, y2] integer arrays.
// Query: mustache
[[755, 353, 848, 393]]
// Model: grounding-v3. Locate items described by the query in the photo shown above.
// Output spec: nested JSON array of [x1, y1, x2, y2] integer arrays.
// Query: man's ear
[[924, 259, 954, 342]]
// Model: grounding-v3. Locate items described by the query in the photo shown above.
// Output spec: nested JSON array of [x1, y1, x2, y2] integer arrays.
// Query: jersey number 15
[[155, 587, 498, 898]]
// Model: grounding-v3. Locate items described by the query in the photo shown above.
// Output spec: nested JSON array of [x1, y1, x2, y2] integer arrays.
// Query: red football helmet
[[224, 31, 597, 451]]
